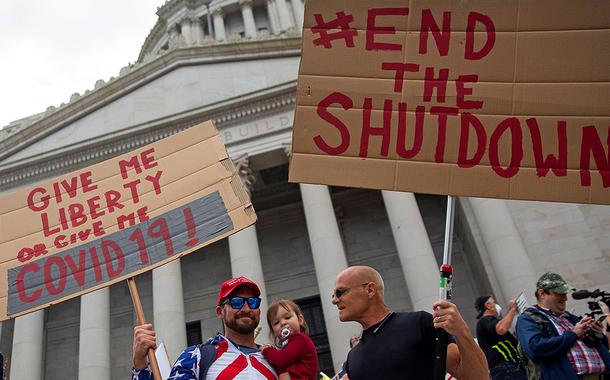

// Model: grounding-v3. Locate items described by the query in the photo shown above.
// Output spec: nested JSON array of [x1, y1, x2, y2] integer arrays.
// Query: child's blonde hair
[[266, 299, 310, 338]]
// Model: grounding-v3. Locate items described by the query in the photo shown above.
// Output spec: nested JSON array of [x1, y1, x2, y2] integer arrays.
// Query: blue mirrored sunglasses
[[222, 296, 261, 310]]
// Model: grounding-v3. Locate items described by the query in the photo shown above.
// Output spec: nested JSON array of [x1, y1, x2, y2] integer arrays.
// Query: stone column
[[180, 17, 193, 45], [153, 260, 187, 362], [240, 0, 258, 38], [193, 17, 205, 44], [265, 0, 280, 35], [382, 191, 439, 312], [300, 183, 358, 373], [290, 0, 304, 31], [228, 155, 271, 343], [275, 0, 294, 32], [212, 8, 226, 42], [469, 198, 537, 304], [78, 289, 110, 380], [10, 310, 44, 380], [167, 24, 183, 49]]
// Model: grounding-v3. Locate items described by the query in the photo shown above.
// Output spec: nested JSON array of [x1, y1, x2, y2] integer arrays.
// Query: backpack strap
[[197, 342, 218, 380], [524, 309, 552, 337]]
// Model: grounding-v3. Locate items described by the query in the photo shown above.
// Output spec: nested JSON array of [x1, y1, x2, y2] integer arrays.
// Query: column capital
[[234, 154, 256, 196], [239, 0, 254, 7], [282, 142, 292, 158], [168, 23, 180, 35], [212, 7, 224, 17], [179, 16, 192, 25]]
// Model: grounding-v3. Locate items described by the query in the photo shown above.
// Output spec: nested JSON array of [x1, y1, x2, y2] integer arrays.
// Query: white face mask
[[495, 304, 503, 316]]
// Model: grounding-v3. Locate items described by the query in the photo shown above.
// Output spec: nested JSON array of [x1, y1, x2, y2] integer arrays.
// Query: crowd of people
[[130, 268, 610, 380], [475, 272, 610, 380]]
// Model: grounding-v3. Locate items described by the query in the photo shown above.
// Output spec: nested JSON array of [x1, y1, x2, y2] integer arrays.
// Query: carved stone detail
[[234, 154, 256, 196], [282, 142, 292, 158]]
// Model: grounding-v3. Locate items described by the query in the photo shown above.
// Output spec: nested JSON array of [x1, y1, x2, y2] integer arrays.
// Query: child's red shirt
[[261, 332, 318, 380]]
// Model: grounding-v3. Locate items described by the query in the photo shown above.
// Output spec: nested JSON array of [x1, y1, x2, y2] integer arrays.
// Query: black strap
[[197, 343, 218, 379]]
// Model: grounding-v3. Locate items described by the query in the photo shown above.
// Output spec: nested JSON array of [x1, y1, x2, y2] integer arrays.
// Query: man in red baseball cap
[[132, 276, 278, 380]]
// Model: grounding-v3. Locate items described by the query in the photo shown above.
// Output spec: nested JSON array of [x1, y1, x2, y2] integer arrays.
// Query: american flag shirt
[[132, 334, 277, 380], [540, 307, 606, 375]]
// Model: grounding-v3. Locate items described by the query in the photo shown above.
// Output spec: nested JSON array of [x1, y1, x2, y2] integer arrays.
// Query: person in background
[[474, 295, 526, 379], [516, 272, 610, 380]]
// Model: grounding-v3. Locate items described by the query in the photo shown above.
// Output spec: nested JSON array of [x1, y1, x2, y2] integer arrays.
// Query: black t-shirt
[[476, 316, 520, 368], [346, 311, 448, 380]]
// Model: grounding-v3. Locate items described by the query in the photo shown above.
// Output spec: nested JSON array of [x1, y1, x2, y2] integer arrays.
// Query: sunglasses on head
[[222, 296, 261, 310]]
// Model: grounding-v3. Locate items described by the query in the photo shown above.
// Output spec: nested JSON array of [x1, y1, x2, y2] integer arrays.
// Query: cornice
[[0, 81, 297, 192], [0, 37, 301, 162]]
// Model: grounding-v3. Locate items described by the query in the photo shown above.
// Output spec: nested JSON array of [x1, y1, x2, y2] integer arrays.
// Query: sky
[[0, 0, 166, 128]]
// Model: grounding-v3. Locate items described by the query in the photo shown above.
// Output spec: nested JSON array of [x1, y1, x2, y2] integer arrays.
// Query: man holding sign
[[332, 266, 488, 379], [132, 276, 278, 380]]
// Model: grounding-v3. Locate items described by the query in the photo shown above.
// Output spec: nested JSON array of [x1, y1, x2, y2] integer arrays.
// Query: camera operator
[[598, 300, 610, 344], [573, 290, 610, 348], [516, 272, 610, 380]]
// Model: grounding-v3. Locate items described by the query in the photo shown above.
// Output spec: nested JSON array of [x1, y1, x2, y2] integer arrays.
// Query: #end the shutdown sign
[[289, 0, 610, 205], [0, 121, 256, 320]]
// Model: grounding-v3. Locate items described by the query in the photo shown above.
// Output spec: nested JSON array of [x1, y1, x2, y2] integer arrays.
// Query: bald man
[[332, 266, 488, 380]]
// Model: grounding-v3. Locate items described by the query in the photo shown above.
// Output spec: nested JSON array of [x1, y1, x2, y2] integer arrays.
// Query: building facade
[[0, 1, 609, 379]]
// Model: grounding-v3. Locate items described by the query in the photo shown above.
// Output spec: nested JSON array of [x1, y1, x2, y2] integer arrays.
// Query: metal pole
[[433, 195, 456, 380]]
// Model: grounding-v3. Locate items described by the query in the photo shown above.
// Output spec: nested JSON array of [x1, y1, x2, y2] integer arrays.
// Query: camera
[[571, 289, 610, 347]]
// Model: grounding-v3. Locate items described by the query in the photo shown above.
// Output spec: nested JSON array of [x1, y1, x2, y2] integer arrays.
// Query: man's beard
[[226, 313, 258, 334]]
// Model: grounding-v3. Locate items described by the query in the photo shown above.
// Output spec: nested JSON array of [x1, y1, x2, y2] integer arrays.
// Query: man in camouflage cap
[[516, 272, 610, 379], [536, 272, 571, 296]]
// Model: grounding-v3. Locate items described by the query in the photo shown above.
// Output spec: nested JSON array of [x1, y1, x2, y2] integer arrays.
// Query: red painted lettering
[[397, 105, 425, 159], [489, 118, 523, 178], [68, 203, 87, 228], [430, 106, 459, 163], [145, 170, 163, 195], [183, 207, 199, 247], [148, 218, 174, 257], [27, 187, 50, 212], [104, 190, 124, 213], [526, 118, 567, 178], [17, 263, 42, 303], [458, 113, 487, 168], [419, 9, 451, 56], [140, 148, 158, 170], [65, 250, 87, 287], [119, 155, 142, 180], [123, 179, 142, 203], [382, 62, 420, 93], [456, 75, 483, 109], [44, 256, 67, 295], [366, 8, 409, 51], [101, 240, 125, 279], [423, 67, 449, 103], [580, 126, 610, 187], [80, 171, 97, 192], [360, 98, 393, 158], [314, 92, 353, 155], [17, 247, 34, 263], [87, 196, 105, 219], [129, 228, 149, 265], [465, 12, 496, 60]]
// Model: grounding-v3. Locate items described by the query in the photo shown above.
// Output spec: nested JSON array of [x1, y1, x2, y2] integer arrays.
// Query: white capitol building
[[0, 0, 609, 379]]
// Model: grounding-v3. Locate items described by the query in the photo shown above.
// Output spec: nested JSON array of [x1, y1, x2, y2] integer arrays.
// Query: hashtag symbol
[[310, 11, 358, 49]]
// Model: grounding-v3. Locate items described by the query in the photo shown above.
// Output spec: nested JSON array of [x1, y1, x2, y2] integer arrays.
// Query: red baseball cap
[[217, 276, 261, 305]]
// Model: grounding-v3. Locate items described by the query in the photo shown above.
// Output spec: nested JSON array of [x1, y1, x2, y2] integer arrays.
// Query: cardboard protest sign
[[0, 121, 256, 320], [289, 0, 610, 205]]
